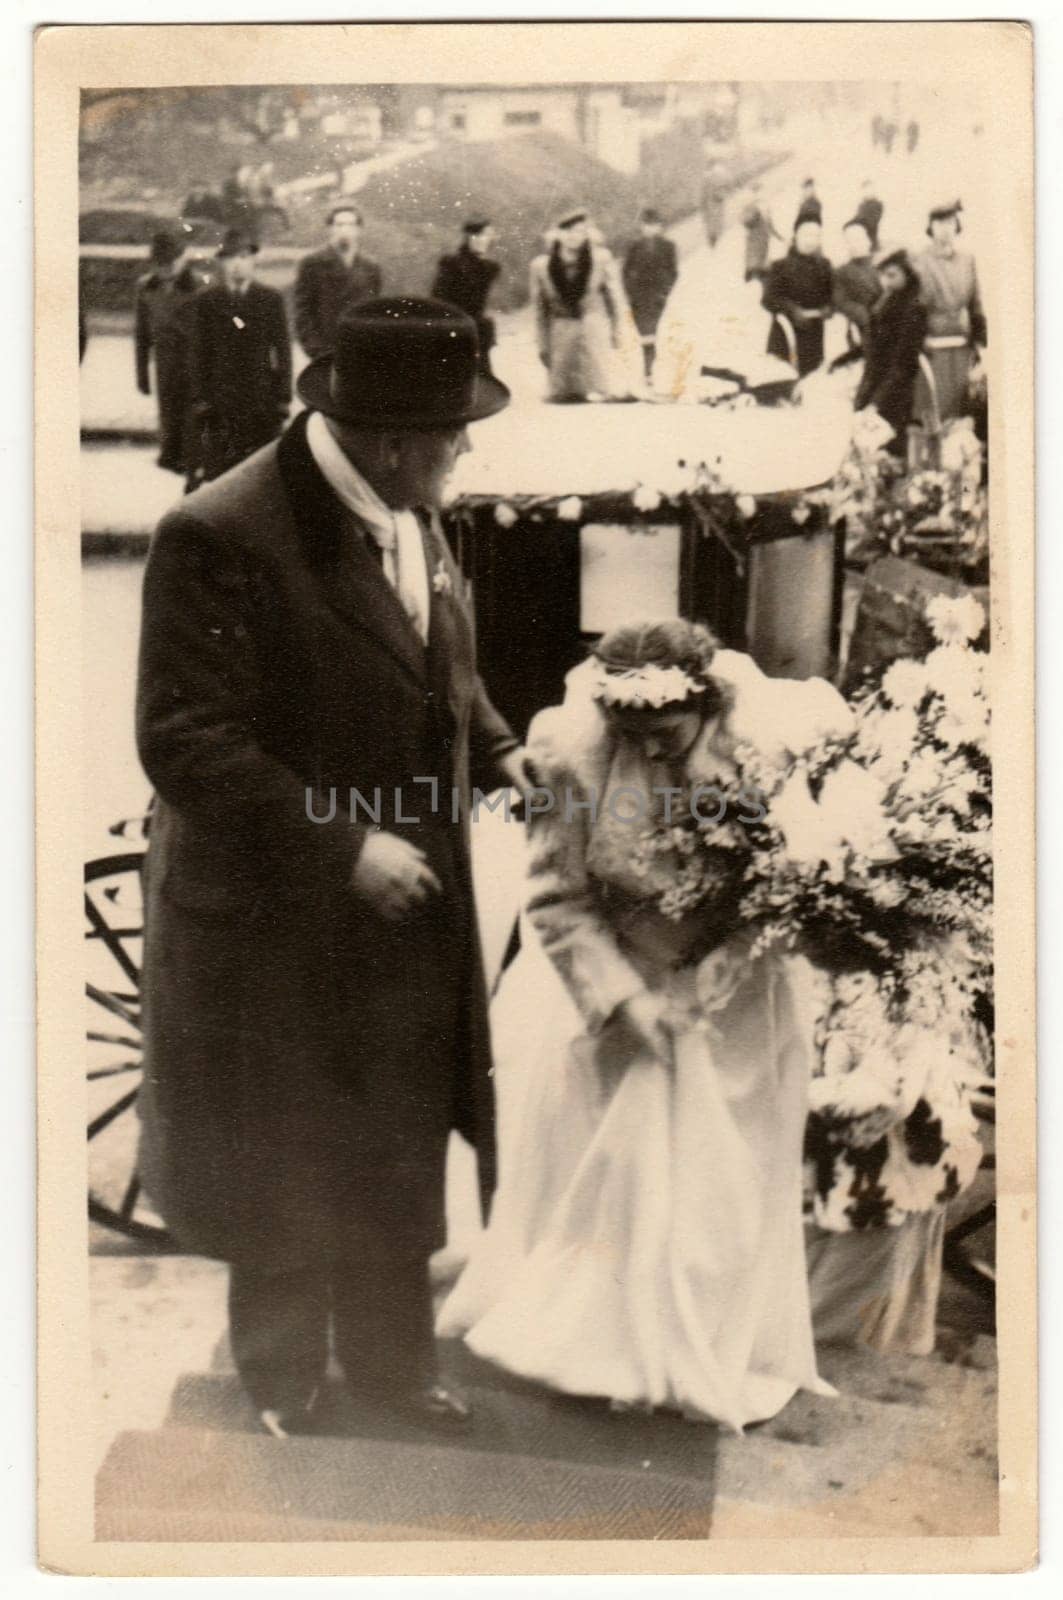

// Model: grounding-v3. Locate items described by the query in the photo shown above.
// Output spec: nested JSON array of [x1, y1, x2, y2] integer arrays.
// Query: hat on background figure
[[462, 217, 492, 236], [216, 227, 261, 258], [149, 231, 183, 268], [926, 199, 963, 235]]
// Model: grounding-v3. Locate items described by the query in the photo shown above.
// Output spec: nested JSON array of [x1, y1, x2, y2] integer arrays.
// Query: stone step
[[96, 1420, 717, 1543]]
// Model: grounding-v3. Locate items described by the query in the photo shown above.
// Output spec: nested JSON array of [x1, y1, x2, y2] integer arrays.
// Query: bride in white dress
[[438, 620, 853, 1432]]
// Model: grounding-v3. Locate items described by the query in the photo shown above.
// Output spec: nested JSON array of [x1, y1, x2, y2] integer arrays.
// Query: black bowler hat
[[462, 216, 491, 235], [296, 297, 511, 429], [217, 227, 260, 258]]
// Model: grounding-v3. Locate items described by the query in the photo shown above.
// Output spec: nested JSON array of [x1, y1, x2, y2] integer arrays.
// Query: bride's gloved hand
[[618, 991, 673, 1059], [351, 831, 442, 923]]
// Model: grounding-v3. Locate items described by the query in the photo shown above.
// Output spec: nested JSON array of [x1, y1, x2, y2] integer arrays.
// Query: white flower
[[940, 781, 974, 815], [735, 494, 757, 520], [940, 419, 982, 472], [882, 657, 929, 710], [557, 495, 583, 522], [926, 592, 986, 646], [791, 503, 811, 526], [897, 749, 944, 802], [923, 644, 985, 703], [631, 483, 662, 513], [857, 706, 920, 777], [936, 693, 990, 750], [432, 560, 453, 596], [494, 501, 518, 528], [867, 876, 906, 909], [817, 761, 898, 861], [770, 772, 848, 877]]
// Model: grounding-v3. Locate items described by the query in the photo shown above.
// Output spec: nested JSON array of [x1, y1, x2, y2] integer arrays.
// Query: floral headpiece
[[591, 662, 705, 711]]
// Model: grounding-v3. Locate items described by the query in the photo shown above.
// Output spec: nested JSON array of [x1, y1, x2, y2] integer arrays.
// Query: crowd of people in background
[[123, 161, 985, 490], [756, 182, 985, 455]]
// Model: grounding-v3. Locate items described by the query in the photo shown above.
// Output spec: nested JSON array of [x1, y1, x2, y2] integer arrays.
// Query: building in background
[[437, 81, 739, 175]]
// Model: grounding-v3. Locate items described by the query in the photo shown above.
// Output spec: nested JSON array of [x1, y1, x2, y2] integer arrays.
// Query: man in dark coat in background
[[621, 208, 678, 378], [187, 228, 292, 486], [135, 231, 213, 475], [740, 182, 781, 282], [431, 218, 502, 372], [762, 219, 834, 377], [136, 298, 533, 1439], [853, 180, 884, 250], [293, 203, 383, 358]]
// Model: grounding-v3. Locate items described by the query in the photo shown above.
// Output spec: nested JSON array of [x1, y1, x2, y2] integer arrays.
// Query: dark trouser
[[188, 409, 282, 489], [228, 1243, 438, 1415]]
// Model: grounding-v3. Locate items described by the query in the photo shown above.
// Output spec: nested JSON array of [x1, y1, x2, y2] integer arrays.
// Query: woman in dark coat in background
[[762, 220, 834, 377], [854, 249, 928, 454]]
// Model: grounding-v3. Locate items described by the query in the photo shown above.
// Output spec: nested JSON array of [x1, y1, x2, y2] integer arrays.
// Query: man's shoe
[[399, 1381, 474, 1432], [257, 1385, 320, 1440], [348, 1379, 474, 1434]]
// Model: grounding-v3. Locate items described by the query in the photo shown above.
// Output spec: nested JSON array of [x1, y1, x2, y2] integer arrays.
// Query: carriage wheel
[[85, 851, 172, 1247]]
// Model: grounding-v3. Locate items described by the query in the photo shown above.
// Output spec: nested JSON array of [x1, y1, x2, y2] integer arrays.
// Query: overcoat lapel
[[277, 413, 428, 687]]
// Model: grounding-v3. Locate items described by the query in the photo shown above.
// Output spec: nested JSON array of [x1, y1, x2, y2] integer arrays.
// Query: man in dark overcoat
[[621, 208, 678, 378], [293, 203, 383, 359], [187, 228, 292, 486], [136, 298, 531, 1437], [431, 218, 502, 372], [134, 231, 213, 475]]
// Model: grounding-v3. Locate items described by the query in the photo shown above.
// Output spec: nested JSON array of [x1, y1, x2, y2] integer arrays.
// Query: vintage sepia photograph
[[34, 18, 1036, 1577]]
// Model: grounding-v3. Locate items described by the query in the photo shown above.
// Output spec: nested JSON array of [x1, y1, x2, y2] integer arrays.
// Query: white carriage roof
[[450, 396, 854, 503]]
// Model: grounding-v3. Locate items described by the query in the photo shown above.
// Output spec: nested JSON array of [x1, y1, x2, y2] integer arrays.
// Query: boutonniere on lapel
[[432, 559, 454, 597]]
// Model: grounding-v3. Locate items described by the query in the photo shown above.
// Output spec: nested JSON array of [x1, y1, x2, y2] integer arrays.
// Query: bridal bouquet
[[629, 594, 992, 1020]]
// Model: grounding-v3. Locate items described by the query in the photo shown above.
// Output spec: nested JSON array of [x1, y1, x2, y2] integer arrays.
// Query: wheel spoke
[[118, 1173, 142, 1223], [85, 892, 140, 987], [86, 983, 140, 1029], [87, 1031, 141, 1050], [87, 1061, 142, 1082], [87, 1086, 138, 1142]]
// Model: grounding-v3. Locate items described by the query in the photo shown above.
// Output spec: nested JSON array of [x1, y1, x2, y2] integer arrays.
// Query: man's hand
[[496, 746, 539, 805], [351, 832, 442, 923], [618, 992, 673, 1060]]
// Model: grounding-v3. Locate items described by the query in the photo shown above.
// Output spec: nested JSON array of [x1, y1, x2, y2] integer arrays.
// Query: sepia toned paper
[[36, 18, 1036, 1577]]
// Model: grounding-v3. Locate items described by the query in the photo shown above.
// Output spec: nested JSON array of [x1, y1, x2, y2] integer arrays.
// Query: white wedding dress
[[438, 651, 850, 1431]]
